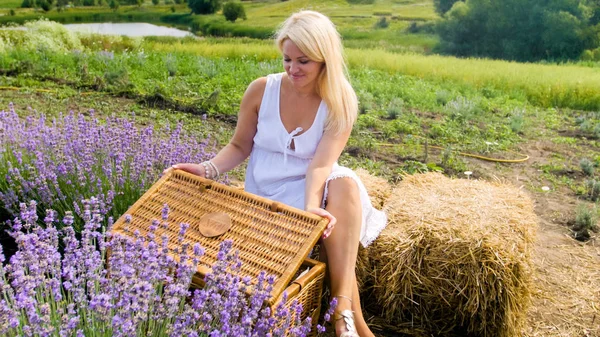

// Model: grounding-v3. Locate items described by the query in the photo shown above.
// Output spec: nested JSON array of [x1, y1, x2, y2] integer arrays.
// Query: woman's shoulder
[[244, 77, 268, 100], [245, 73, 284, 98]]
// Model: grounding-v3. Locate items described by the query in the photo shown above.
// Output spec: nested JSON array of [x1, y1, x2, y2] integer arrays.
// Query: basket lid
[[110, 169, 329, 304]]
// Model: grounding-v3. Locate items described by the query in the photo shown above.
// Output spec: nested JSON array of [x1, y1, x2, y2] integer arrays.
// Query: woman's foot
[[334, 295, 360, 337]]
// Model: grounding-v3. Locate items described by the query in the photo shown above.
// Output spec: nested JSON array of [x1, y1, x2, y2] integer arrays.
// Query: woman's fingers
[[165, 163, 205, 177], [306, 207, 337, 239]]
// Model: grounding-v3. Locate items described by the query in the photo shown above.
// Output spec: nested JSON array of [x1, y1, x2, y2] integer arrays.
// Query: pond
[[64, 22, 194, 37]]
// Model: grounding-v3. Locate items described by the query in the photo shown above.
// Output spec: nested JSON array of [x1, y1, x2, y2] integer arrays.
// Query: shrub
[[509, 107, 525, 134], [0, 103, 218, 232], [444, 97, 480, 124], [188, 0, 221, 14], [152, 0, 159, 4], [585, 179, 600, 201], [573, 204, 598, 240], [110, 0, 119, 11], [407, 21, 436, 34], [374, 16, 389, 29], [223, 1, 246, 22], [435, 89, 451, 106], [580, 158, 595, 176], [357, 90, 376, 114], [21, 0, 34, 8], [386, 97, 404, 119], [433, 0, 462, 15], [0, 203, 313, 336]]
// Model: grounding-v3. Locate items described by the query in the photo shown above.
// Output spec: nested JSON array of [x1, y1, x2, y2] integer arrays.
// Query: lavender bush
[[0, 102, 219, 231], [0, 199, 314, 336]]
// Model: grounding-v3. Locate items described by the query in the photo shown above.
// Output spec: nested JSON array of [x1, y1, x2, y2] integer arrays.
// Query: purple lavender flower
[[0, 105, 219, 234]]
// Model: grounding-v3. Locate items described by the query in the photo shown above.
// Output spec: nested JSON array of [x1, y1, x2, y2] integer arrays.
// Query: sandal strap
[[335, 294, 353, 304], [334, 309, 358, 336]]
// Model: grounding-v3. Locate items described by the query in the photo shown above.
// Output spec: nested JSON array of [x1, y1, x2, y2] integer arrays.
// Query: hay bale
[[368, 172, 537, 337], [354, 168, 391, 211], [354, 169, 392, 292]]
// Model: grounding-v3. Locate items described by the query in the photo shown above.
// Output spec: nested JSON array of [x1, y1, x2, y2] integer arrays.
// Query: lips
[[290, 74, 304, 80]]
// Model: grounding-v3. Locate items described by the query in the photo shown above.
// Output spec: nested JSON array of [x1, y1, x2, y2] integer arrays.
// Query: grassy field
[[0, 0, 22, 9], [0, 0, 439, 53]]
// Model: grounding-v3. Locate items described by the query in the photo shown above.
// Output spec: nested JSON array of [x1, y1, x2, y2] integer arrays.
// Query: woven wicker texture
[[111, 169, 329, 306], [279, 259, 326, 337]]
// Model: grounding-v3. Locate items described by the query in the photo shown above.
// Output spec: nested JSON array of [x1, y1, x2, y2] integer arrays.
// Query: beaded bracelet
[[208, 161, 220, 179], [201, 161, 213, 179], [201, 160, 220, 180]]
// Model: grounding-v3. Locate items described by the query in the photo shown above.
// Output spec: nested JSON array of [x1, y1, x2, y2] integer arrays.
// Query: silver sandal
[[335, 309, 359, 337], [334, 295, 360, 337]]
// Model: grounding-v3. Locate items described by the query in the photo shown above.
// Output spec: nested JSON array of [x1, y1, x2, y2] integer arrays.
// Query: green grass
[[0, 0, 22, 9]]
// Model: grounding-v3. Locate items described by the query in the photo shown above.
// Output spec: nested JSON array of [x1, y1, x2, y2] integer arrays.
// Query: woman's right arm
[[169, 77, 266, 177]]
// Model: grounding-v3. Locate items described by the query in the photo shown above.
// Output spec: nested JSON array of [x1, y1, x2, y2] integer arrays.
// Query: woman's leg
[[323, 177, 375, 337]]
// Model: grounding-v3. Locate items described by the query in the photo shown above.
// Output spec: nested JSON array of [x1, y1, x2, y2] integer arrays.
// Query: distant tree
[[83, 0, 95, 6], [110, 0, 119, 11], [39, 0, 54, 11], [188, 0, 221, 14], [136, 0, 142, 6], [174, 0, 183, 4], [152, 0, 159, 4], [433, 0, 462, 15], [21, 0, 35, 8], [436, 0, 598, 61], [223, 1, 246, 22], [9, 9, 16, 15], [57, 0, 68, 8]]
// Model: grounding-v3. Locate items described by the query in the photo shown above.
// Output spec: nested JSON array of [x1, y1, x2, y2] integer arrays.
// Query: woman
[[171, 10, 387, 337]]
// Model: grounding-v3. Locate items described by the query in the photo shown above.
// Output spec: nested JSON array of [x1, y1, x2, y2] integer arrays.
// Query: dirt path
[[468, 140, 600, 336]]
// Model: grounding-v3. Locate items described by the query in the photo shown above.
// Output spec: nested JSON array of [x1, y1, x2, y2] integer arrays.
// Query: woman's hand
[[306, 207, 336, 239], [163, 163, 206, 177]]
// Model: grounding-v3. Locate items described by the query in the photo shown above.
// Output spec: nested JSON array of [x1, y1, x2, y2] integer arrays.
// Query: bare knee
[[325, 177, 360, 209]]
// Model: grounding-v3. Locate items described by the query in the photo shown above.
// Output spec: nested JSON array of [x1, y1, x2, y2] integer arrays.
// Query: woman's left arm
[[304, 127, 352, 211]]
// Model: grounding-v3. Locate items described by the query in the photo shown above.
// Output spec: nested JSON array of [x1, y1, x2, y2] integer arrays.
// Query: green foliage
[[374, 16, 389, 29], [110, 0, 119, 11], [21, 0, 34, 8], [509, 107, 525, 134], [188, 0, 221, 14], [9, 9, 16, 15], [580, 158, 595, 176], [152, 0, 159, 4], [386, 97, 404, 119], [573, 203, 598, 240], [433, 0, 461, 15], [585, 179, 600, 201], [407, 21, 436, 34], [436, 0, 599, 62], [83, 0, 96, 6], [223, 1, 246, 22]]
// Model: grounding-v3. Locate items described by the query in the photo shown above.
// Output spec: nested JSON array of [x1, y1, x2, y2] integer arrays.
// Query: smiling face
[[282, 39, 324, 89]]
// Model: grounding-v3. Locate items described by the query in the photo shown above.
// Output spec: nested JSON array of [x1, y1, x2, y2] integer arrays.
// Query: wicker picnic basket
[[110, 169, 329, 335]]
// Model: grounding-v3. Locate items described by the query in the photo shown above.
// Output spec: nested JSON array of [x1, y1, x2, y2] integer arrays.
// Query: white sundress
[[244, 73, 387, 247]]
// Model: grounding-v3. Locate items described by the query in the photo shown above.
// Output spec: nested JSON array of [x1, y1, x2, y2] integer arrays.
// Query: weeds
[[580, 158, 595, 176], [573, 203, 598, 241], [585, 179, 600, 201]]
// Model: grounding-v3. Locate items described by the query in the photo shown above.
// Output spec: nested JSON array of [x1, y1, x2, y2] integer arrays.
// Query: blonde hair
[[275, 11, 358, 134]]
